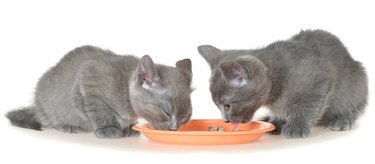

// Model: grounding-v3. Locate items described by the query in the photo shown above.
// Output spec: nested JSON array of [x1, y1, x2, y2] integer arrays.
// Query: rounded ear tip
[[197, 45, 221, 55], [181, 58, 191, 63], [141, 54, 151, 59], [140, 55, 154, 63], [197, 45, 211, 51], [176, 59, 192, 75], [176, 58, 192, 67]]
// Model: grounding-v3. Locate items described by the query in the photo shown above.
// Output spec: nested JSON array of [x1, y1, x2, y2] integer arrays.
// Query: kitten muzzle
[[169, 119, 179, 131]]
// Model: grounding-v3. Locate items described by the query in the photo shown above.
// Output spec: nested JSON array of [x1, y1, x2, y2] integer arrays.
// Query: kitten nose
[[169, 119, 179, 131], [168, 127, 178, 131], [221, 111, 229, 123]]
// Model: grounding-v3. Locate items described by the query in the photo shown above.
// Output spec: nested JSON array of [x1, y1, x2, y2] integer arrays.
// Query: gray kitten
[[6, 46, 193, 138], [198, 30, 367, 138]]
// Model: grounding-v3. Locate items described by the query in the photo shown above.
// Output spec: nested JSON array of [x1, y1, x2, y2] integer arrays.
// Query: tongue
[[231, 123, 239, 131]]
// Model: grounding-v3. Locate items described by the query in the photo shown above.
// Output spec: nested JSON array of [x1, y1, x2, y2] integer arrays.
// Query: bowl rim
[[132, 119, 275, 136]]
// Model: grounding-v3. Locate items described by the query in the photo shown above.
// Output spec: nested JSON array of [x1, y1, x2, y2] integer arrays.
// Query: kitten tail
[[6, 106, 42, 130]]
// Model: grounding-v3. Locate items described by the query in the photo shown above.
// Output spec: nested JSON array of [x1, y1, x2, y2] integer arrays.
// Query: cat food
[[208, 125, 241, 132], [208, 125, 224, 132]]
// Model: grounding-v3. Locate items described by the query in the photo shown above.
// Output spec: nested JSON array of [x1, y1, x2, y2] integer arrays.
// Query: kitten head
[[198, 45, 271, 124], [129, 55, 193, 130]]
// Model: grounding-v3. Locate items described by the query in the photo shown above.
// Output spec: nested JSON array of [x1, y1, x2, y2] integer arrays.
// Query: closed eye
[[224, 104, 231, 111], [163, 109, 171, 116], [148, 102, 171, 117]]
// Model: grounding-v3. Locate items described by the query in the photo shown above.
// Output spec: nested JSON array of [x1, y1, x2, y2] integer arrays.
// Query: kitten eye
[[162, 109, 171, 116], [224, 104, 231, 111]]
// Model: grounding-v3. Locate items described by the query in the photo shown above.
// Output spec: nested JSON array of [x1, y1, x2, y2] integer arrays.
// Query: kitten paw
[[282, 124, 310, 139], [55, 125, 87, 133], [95, 126, 123, 139], [123, 126, 140, 137], [329, 118, 352, 131], [259, 116, 285, 135]]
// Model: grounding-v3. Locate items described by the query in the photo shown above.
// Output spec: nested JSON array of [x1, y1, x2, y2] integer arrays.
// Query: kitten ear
[[220, 62, 247, 88], [176, 58, 192, 84], [137, 55, 161, 91], [197, 45, 222, 69], [176, 58, 192, 74]]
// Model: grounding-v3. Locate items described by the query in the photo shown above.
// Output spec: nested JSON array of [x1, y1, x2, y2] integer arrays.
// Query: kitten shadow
[[10, 123, 356, 154]]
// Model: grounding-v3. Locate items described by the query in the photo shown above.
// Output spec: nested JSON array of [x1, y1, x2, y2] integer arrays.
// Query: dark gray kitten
[[6, 46, 193, 138], [198, 30, 367, 138]]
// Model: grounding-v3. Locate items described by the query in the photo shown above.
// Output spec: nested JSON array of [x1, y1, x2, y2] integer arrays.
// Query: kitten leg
[[121, 121, 140, 137], [105, 107, 139, 137], [55, 124, 89, 133], [282, 93, 327, 139], [83, 95, 123, 138], [57, 86, 93, 134], [327, 116, 352, 131], [261, 116, 286, 135], [258, 116, 286, 135], [319, 110, 357, 131], [116, 117, 140, 137], [77, 61, 125, 138], [78, 61, 141, 138], [319, 92, 367, 131]]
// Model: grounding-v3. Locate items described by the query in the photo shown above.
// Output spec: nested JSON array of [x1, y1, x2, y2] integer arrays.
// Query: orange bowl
[[132, 119, 275, 145]]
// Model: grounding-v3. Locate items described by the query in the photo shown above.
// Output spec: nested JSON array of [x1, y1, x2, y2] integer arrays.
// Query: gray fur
[[6, 45, 193, 138], [198, 30, 368, 139]]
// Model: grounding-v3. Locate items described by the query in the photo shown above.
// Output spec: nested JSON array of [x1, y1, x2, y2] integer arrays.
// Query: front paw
[[259, 116, 285, 135], [328, 118, 352, 131], [123, 126, 140, 137], [95, 126, 123, 139], [282, 123, 310, 139]]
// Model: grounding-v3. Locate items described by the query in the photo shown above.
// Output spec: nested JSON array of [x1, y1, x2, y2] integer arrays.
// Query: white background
[[0, 0, 374, 164]]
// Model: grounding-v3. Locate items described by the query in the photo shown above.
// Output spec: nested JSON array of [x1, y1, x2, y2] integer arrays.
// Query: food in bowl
[[208, 125, 225, 132], [208, 125, 241, 132]]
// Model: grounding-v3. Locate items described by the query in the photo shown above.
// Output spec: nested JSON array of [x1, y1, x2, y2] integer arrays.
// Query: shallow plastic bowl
[[132, 119, 275, 145]]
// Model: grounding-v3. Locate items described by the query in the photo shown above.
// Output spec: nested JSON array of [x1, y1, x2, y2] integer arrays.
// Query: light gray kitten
[[6, 46, 193, 138], [198, 30, 368, 138]]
